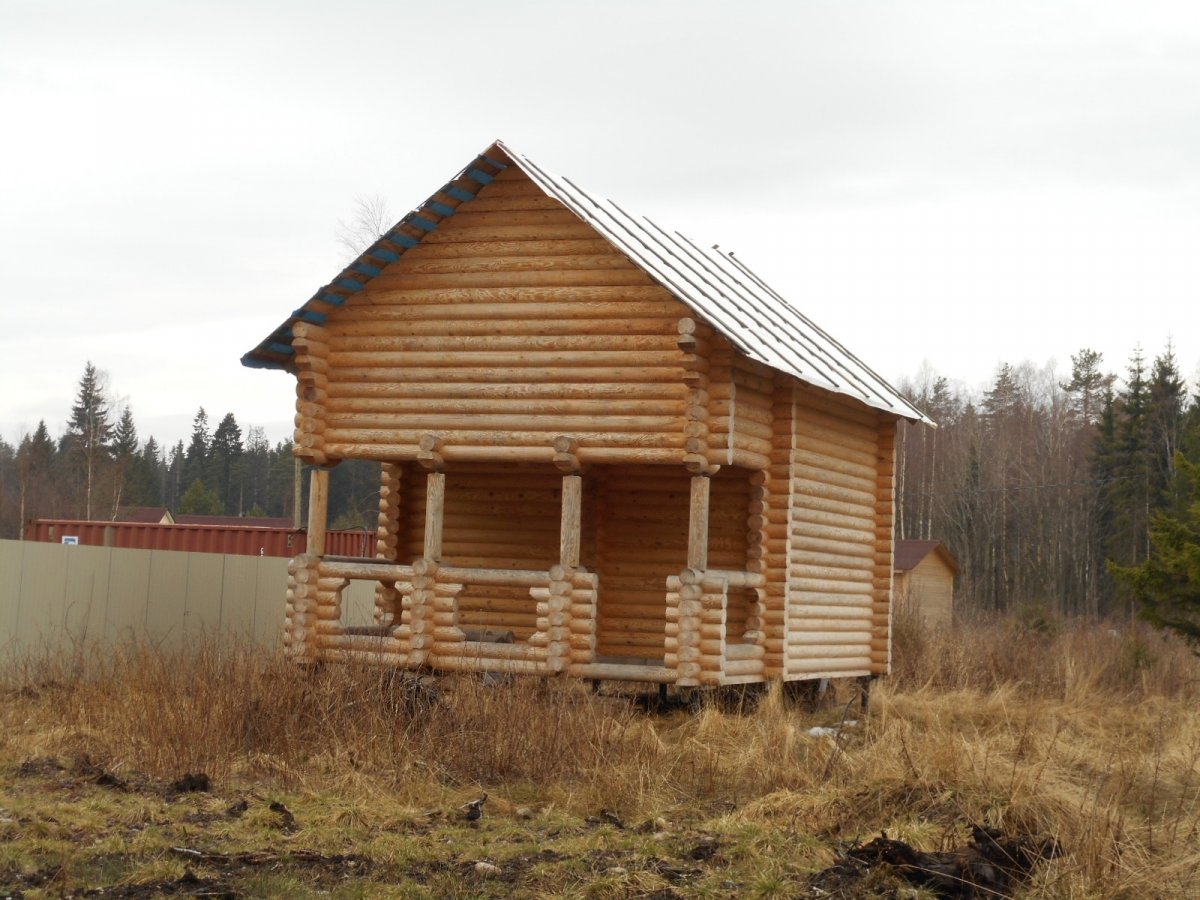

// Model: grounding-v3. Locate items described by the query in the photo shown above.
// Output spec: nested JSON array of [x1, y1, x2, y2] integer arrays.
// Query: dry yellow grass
[[1, 612, 1197, 897]]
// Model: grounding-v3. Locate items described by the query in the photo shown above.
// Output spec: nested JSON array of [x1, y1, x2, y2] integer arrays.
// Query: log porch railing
[[664, 568, 767, 686], [285, 463, 764, 684], [285, 553, 763, 685]]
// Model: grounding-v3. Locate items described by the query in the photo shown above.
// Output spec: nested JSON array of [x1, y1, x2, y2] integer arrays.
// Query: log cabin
[[242, 140, 932, 689]]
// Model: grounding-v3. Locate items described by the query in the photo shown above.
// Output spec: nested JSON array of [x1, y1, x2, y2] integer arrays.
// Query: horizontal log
[[381, 253, 637, 277], [791, 439, 878, 477], [327, 427, 683, 449], [791, 463, 875, 499], [325, 413, 687, 434], [789, 519, 875, 546], [332, 444, 687, 466], [790, 478, 876, 511], [596, 632, 666, 651], [436, 565, 548, 586], [787, 632, 874, 647], [794, 385, 883, 426], [787, 564, 872, 584], [726, 642, 766, 661], [420, 222, 601, 243], [350, 300, 684, 327], [449, 640, 546, 662], [787, 614, 873, 628], [331, 332, 679, 355], [330, 315, 682, 339], [447, 194, 565, 215], [785, 643, 875, 660], [438, 200, 572, 222], [431, 655, 548, 675], [319, 633, 405, 653], [791, 534, 875, 560], [330, 347, 684, 369], [318, 648, 411, 667], [455, 597, 538, 615], [711, 447, 771, 470], [791, 416, 878, 456], [326, 381, 688, 404], [721, 659, 764, 678], [595, 617, 668, 636], [570, 662, 675, 683], [470, 179, 550, 198], [331, 366, 686, 387], [328, 396, 685, 417]]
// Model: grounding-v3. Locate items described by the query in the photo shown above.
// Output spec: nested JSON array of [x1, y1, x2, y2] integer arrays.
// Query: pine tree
[[1061, 348, 1113, 426], [67, 361, 113, 519]]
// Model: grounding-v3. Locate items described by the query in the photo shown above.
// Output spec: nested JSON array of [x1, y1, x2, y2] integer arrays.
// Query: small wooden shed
[[243, 140, 931, 687], [894, 540, 958, 628]]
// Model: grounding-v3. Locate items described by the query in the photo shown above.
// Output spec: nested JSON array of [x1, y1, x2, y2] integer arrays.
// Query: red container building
[[24, 519, 374, 558]]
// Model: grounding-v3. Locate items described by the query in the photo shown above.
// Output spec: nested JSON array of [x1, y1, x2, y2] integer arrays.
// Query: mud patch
[[810, 824, 1062, 898]]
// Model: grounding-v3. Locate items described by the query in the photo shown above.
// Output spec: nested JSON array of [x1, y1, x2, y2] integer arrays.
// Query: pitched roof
[[112, 506, 174, 524], [173, 515, 295, 528], [894, 539, 960, 575], [243, 140, 931, 424]]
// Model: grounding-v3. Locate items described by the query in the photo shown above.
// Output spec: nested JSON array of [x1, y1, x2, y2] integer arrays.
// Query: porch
[[283, 458, 769, 686]]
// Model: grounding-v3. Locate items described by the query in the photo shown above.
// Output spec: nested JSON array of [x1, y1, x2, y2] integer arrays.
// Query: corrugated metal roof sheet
[[243, 140, 931, 423]]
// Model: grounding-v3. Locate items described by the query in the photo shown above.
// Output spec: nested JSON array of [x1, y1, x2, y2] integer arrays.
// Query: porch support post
[[547, 472, 587, 675], [306, 466, 331, 557], [559, 474, 582, 568], [688, 473, 711, 571], [423, 471, 446, 562]]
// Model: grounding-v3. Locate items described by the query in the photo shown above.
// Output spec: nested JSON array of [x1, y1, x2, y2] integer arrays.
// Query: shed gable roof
[[243, 140, 930, 423], [894, 539, 960, 575]]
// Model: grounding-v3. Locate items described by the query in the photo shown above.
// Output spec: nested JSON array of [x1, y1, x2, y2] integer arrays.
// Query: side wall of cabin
[[786, 384, 896, 679]]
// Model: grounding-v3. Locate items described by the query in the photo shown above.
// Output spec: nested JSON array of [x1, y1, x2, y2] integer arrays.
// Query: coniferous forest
[[1, 362, 382, 537], [3, 348, 1198, 621]]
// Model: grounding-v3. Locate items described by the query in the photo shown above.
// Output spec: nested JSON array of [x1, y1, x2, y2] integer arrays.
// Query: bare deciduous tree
[[336, 194, 393, 260]]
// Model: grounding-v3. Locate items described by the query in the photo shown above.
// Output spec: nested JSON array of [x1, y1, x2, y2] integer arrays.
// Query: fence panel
[[0, 540, 293, 656]]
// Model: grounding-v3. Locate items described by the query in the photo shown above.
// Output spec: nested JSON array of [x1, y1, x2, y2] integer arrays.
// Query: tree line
[[0, 361, 380, 538], [896, 344, 1199, 617], [2, 352, 1197, 623]]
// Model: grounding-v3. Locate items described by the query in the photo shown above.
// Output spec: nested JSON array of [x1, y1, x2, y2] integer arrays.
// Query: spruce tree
[[1111, 453, 1200, 653], [210, 413, 244, 515], [16, 421, 57, 530], [182, 408, 211, 495], [1146, 345, 1186, 508], [67, 361, 112, 519]]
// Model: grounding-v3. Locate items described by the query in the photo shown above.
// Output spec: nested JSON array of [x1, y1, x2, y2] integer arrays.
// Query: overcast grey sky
[[2, 0, 1197, 450]]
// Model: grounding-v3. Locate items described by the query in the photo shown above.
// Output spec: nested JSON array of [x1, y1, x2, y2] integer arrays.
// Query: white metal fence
[[0, 540, 376, 657]]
